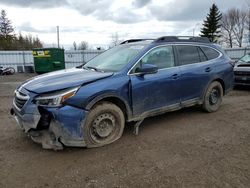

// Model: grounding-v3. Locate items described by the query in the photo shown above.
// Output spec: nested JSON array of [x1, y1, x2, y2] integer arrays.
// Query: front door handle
[[205, 67, 212, 72]]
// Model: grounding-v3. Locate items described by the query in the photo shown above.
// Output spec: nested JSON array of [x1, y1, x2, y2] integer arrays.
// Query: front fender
[[85, 92, 133, 121]]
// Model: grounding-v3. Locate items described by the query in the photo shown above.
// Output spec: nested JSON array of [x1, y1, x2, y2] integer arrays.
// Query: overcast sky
[[0, 0, 249, 49]]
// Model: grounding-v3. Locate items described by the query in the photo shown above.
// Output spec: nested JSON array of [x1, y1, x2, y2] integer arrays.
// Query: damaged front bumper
[[11, 88, 87, 150]]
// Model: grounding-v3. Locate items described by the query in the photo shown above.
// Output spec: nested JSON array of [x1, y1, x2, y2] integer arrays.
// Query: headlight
[[34, 87, 79, 107]]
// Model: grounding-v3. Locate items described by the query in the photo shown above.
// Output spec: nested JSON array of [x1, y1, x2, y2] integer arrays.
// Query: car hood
[[21, 68, 113, 93]]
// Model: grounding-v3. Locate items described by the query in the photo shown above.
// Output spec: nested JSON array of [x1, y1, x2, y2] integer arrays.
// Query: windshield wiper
[[85, 66, 105, 72]]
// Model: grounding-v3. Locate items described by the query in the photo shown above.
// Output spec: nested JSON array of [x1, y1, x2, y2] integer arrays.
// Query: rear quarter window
[[200, 47, 220, 60]]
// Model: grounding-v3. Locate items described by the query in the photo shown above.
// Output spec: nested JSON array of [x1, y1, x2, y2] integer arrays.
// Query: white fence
[[0, 50, 104, 72], [0, 48, 249, 72]]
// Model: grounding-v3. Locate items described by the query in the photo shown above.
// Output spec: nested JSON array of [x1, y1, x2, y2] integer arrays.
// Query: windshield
[[83, 44, 145, 72], [239, 54, 250, 63]]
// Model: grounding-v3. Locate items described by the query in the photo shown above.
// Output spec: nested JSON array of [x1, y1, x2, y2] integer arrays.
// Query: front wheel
[[202, 81, 223, 112], [83, 101, 125, 148]]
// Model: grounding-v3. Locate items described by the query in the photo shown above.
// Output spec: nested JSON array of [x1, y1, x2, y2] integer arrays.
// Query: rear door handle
[[171, 73, 179, 80], [205, 67, 212, 72]]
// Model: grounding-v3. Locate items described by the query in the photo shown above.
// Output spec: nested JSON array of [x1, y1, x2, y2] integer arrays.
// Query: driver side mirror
[[136, 64, 158, 75]]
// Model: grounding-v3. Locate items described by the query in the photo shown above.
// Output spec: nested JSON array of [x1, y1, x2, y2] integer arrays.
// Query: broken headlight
[[34, 87, 79, 107]]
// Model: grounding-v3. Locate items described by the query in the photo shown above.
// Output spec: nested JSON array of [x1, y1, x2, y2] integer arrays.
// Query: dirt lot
[[0, 73, 250, 188]]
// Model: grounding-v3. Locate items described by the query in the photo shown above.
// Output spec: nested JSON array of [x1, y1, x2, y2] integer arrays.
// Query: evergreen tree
[[0, 9, 43, 50], [0, 10, 15, 50], [200, 4, 222, 42]]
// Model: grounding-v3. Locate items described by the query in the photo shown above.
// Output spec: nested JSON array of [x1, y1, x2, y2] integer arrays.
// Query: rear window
[[200, 47, 220, 60]]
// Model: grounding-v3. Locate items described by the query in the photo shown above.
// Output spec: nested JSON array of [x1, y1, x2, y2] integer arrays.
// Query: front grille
[[238, 64, 250, 67], [14, 91, 29, 110], [234, 71, 250, 76]]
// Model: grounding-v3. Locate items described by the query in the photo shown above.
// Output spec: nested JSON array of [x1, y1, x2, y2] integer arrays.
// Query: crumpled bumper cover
[[11, 88, 88, 150]]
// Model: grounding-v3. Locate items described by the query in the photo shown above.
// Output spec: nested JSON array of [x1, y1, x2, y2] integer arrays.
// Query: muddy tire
[[202, 81, 223, 112], [83, 101, 125, 148]]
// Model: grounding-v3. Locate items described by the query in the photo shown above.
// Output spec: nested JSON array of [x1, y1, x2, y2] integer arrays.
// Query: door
[[129, 46, 181, 116], [175, 45, 215, 102]]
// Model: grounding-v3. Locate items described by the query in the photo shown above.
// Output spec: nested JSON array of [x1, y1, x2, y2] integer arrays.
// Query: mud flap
[[133, 119, 144, 135]]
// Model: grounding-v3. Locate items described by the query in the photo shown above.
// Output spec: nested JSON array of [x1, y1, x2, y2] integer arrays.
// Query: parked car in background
[[234, 53, 250, 86], [11, 36, 234, 150]]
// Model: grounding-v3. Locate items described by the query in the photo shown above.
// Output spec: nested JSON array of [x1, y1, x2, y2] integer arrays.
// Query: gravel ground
[[0, 74, 250, 188]]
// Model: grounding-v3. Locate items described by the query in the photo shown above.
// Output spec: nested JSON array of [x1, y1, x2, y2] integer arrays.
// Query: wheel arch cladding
[[213, 78, 225, 95], [86, 95, 132, 121]]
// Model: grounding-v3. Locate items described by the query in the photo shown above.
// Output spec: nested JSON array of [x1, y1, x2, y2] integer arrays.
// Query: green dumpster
[[32, 48, 65, 74]]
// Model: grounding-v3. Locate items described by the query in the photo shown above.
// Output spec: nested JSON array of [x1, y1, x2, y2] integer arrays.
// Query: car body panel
[[20, 68, 113, 93], [130, 67, 181, 116]]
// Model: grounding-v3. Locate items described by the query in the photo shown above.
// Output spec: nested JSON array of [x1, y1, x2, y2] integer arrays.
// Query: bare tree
[[220, 8, 249, 47], [78, 41, 89, 50], [233, 9, 248, 47], [221, 9, 236, 47], [111, 32, 121, 47], [247, 8, 250, 45]]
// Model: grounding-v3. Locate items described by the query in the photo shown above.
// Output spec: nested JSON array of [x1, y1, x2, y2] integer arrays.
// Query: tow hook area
[[28, 130, 63, 150]]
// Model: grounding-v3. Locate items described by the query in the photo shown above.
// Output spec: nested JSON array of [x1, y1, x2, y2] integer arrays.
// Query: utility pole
[[57, 26, 60, 48]]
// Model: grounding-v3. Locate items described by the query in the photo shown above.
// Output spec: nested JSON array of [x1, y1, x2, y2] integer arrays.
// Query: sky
[[0, 0, 249, 49]]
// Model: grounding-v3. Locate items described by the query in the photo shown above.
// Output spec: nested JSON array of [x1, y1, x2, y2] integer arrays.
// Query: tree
[[220, 9, 237, 48], [220, 8, 249, 47], [111, 32, 121, 47], [73, 41, 77, 50], [233, 9, 247, 47], [245, 0, 250, 45], [0, 9, 43, 50], [0, 10, 14, 38], [78, 41, 89, 50], [200, 4, 222, 42], [0, 9, 15, 50]]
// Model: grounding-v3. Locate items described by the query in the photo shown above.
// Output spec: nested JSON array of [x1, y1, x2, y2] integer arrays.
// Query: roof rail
[[120, 39, 154, 45], [154, 36, 211, 43]]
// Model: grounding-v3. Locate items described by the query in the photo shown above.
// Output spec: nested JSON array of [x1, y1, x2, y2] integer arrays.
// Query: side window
[[176, 45, 200, 65], [133, 46, 175, 73], [200, 46, 220, 60], [198, 47, 207, 62]]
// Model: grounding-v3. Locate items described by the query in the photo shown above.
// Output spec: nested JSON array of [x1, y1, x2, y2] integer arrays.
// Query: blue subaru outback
[[11, 36, 234, 150]]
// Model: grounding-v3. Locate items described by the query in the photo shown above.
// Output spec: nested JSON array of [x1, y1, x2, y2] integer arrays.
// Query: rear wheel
[[83, 101, 125, 148], [202, 81, 223, 112]]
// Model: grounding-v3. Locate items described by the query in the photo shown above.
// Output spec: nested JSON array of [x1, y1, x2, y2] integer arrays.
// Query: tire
[[202, 81, 223, 112], [83, 101, 125, 148], [8, 67, 15, 75]]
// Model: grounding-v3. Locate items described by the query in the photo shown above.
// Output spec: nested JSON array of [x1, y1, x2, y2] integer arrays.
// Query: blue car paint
[[130, 67, 181, 115], [46, 106, 87, 139], [21, 68, 113, 93], [11, 40, 234, 149]]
